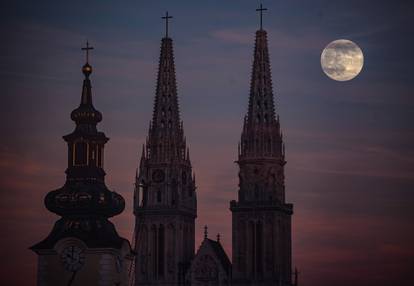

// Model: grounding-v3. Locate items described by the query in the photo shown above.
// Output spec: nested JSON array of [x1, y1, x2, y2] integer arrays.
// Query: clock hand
[[67, 271, 77, 286]]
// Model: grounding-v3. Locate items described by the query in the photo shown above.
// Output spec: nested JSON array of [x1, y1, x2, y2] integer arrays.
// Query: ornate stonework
[[230, 28, 294, 286], [133, 34, 197, 286], [186, 229, 231, 286], [31, 43, 132, 286]]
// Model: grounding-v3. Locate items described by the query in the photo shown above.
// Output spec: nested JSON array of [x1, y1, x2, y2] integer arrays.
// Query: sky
[[1, 0, 414, 285]]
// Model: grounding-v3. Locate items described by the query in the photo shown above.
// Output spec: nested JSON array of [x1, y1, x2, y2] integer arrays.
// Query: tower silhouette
[[133, 12, 197, 286], [31, 42, 132, 286], [230, 5, 294, 286]]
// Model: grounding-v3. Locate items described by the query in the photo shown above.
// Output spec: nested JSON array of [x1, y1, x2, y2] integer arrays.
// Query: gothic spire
[[240, 7, 283, 159], [146, 13, 186, 162], [247, 29, 276, 128]]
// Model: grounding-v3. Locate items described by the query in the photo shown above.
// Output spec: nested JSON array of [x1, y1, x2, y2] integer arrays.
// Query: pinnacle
[[239, 28, 283, 159]]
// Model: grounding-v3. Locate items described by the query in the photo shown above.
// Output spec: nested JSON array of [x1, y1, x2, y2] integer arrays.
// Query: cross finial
[[81, 40, 94, 63], [256, 3, 268, 30], [162, 11, 173, 38], [204, 225, 208, 239], [216, 233, 220, 242]]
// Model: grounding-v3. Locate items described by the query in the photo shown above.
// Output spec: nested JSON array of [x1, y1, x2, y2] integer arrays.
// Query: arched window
[[157, 190, 162, 203], [74, 141, 87, 165], [97, 145, 103, 167], [158, 225, 165, 277]]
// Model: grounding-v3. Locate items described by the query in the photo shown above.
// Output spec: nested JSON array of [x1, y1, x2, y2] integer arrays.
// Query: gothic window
[[158, 225, 165, 277], [264, 101, 268, 109], [161, 108, 166, 117], [74, 141, 87, 165], [166, 224, 175, 273], [140, 226, 148, 274], [142, 186, 148, 206], [91, 144, 95, 160], [161, 120, 165, 128], [256, 221, 263, 274], [168, 120, 172, 128], [157, 190, 162, 203], [248, 221, 255, 275], [182, 171, 187, 185], [97, 146, 103, 167], [151, 226, 157, 277], [264, 114, 268, 123], [172, 179, 178, 205], [254, 184, 259, 199]]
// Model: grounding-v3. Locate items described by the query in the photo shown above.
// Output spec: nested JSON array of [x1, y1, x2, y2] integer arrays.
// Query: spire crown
[[256, 3, 268, 30], [81, 41, 94, 76], [246, 29, 276, 127], [71, 41, 102, 126], [162, 11, 173, 38], [239, 16, 283, 160]]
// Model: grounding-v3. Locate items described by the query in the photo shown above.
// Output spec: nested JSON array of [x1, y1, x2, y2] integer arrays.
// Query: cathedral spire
[[231, 8, 293, 284], [134, 15, 197, 284], [146, 12, 186, 162], [240, 14, 282, 159], [247, 26, 276, 128]]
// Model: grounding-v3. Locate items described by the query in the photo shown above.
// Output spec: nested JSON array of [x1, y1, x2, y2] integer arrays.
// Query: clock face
[[152, 169, 165, 183], [60, 246, 85, 272]]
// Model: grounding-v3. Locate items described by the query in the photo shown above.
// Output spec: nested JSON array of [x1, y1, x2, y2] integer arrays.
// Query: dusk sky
[[1, 1, 414, 285]]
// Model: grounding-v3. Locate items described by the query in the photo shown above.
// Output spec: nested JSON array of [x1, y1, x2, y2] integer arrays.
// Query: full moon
[[321, 39, 364, 81]]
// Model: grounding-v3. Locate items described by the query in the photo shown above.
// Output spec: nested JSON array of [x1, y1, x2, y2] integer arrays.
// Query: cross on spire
[[256, 3, 268, 30], [162, 11, 173, 38], [81, 41, 94, 63]]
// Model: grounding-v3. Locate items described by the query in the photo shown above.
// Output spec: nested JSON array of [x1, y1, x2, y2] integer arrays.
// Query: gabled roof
[[206, 239, 231, 275], [192, 237, 231, 275]]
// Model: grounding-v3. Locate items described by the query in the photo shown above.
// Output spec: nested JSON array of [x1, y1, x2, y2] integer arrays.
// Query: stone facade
[[186, 230, 231, 286], [133, 23, 295, 286], [133, 36, 197, 286], [230, 29, 294, 286]]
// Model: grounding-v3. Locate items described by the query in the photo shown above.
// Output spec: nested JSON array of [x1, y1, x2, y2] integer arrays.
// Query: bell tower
[[230, 5, 294, 286], [31, 42, 132, 286], [133, 12, 197, 286]]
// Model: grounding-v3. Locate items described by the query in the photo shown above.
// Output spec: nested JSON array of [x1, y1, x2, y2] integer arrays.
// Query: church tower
[[134, 12, 197, 286], [230, 5, 294, 286], [31, 42, 132, 286]]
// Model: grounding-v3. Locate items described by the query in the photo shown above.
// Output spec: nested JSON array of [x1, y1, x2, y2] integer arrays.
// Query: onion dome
[[31, 41, 128, 251], [70, 62, 102, 127]]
